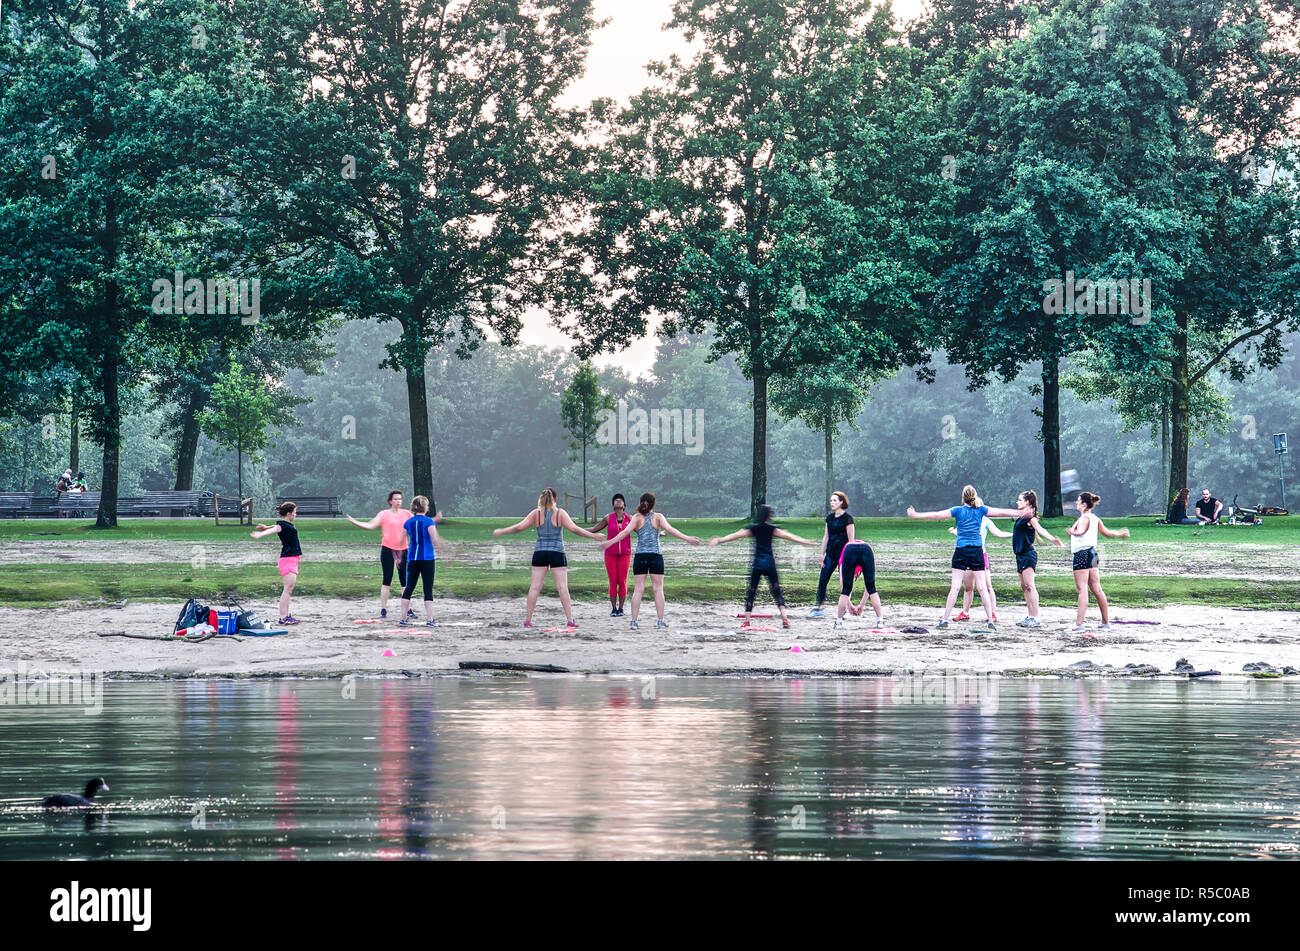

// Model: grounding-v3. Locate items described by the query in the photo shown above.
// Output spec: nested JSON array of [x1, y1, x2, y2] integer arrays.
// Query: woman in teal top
[[908, 484, 1020, 630]]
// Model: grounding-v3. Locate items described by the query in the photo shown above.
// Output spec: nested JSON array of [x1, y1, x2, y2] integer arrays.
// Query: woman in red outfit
[[603, 493, 632, 616]]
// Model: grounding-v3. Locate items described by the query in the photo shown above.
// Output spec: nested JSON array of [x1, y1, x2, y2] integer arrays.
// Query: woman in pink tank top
[[347, 490, 438, 619], [603, 494, 632, 616]]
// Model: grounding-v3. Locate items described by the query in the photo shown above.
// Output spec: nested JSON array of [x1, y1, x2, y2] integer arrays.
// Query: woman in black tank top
[[709, 505, 815, 629], [812, 492, 855, 616], [1010, 490, 1063, 629]]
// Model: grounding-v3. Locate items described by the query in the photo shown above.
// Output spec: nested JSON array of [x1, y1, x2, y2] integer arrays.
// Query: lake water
[[1, 676, 1298, 859]]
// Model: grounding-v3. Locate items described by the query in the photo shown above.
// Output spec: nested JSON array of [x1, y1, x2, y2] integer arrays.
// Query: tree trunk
[[1160, 403, 1170, 510], [96, 344, 120, 528], [237, 442, 244, 507], [70, 396, 79, 474], [750, 369, 769, 519], [1041, 358, 1063, 518], [582, 440, 587, 506], [405, 361, 435, 508], [174, 411, 201, 490], [95, 192, 119, 530], [824, 423, 833, 511], [1168, 314, 1190, 502]]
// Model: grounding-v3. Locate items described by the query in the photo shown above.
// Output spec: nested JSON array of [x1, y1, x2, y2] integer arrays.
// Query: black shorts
[[633, 552, 665, 576], [1072, 547, 1099, 571], [951, 546, 985, 572], [531, 550, 567, 568], [1016, 550, 1038, 574]]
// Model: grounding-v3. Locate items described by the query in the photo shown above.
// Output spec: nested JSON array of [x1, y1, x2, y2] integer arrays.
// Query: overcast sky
[[520, 0, 931, 378]]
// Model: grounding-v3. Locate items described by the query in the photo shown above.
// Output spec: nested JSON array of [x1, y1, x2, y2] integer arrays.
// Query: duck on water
[[42, 777, 109, 809]]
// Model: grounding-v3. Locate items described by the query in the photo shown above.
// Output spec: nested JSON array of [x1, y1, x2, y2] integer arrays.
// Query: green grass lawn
[[2, 561, 1297, 610], [1, 515, 1297, 609], [1, 514, 1297, 545]]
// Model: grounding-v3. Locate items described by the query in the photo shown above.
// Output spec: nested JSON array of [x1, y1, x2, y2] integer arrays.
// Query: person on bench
[[1194, 488, 1222, 524], [55, 470, 73, 517], [1166, 488, 1201, 525]]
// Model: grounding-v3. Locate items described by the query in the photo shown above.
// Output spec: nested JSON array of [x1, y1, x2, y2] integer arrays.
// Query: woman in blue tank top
[[907, 484, 1021, 630], [602, 492, 700, 629], [494, 487, 605, 628]]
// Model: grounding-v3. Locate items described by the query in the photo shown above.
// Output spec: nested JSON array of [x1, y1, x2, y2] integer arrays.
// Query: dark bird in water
[[42, 777, 109, 809]]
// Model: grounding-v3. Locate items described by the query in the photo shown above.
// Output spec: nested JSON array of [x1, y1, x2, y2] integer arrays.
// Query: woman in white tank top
[[1065, 492, 1130, 634]]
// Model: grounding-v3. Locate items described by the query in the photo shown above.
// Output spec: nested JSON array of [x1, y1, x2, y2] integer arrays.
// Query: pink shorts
[[278, 556, 301, 576]]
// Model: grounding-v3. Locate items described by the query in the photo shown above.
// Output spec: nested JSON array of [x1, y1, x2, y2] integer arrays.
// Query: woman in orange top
[[347, 491, 439, 619]]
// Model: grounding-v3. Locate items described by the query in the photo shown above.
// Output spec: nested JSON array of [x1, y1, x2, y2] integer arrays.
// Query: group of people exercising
[[256, 484, 1128, 635]]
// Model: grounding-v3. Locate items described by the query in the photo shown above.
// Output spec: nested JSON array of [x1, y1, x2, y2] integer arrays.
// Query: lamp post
[[1274, 433, 1288, 510]]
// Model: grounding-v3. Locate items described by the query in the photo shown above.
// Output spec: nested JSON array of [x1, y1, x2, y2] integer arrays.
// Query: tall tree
[[770, 361, 891, 508], [0, 0, 274, 525], [1106, 0, 1300, 501], [197, 362, 275, 505], [152, 328, 331, 490], [929, 0, 1170, 515], [234, 0, 599, 509], [559, 361, 614, 505], [568, 0, 934, 517]]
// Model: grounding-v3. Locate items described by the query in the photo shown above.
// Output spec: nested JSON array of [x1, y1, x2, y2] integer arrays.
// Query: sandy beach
[[2, 595, 1298, 679]]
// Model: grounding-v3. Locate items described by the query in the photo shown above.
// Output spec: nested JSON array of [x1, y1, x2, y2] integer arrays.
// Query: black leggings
[[840, 544, 877, 596], [745, 559, 785, 611], [381, 546, 407, 587], [402, 560, 434, 602], [815, 546, 845, 606]]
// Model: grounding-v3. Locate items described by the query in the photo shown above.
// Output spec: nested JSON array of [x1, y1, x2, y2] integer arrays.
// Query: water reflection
[[1, 677, 1298, 860]]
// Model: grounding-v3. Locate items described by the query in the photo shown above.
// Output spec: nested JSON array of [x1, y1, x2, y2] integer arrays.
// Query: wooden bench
[[194, 494, 253, 521], [118, 490, 204, 517], [25, 496, 58, 518], [57, 491, 100, 517], [278, 496, 342, 517], [0, 492, 36, 518]]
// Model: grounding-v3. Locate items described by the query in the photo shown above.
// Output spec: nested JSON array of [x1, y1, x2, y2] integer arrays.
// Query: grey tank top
[[535, 509, 564, 553], [635, 512, 661, 554]]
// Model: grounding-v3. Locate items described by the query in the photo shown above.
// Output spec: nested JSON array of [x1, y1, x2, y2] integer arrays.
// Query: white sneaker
[[833, 618, 844, 630], [629, 619, 639, 630], [1068, 624, 1088, 635], [1097, 623, 1111, 632], [656, 619, 668, 629], [1024, 617, 1041, 628]]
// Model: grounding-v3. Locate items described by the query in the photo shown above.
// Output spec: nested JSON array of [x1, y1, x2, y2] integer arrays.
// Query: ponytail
[[636, 492, 655, 515], [961, 484, 982, 507], [1020, 490, 1038, 515], [1079, 492, 1100, 510]]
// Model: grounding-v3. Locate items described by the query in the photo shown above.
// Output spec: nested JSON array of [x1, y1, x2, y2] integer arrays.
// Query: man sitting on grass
[[1194, 488, 1222, 524]]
